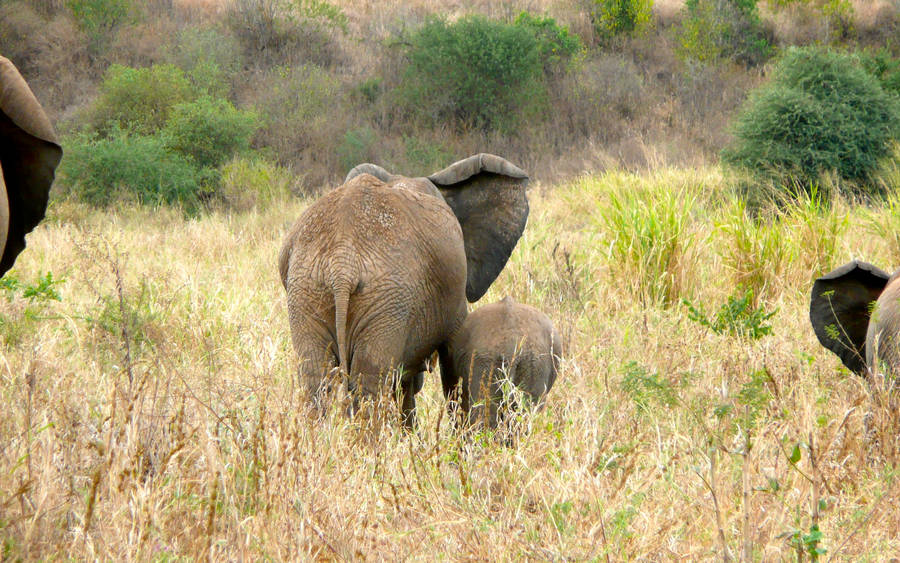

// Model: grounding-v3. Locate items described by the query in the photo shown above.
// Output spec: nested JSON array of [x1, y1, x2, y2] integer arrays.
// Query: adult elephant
[[809, 260, 900, 377], [0, 55, 62, 276], [279, 154, 529, 426]]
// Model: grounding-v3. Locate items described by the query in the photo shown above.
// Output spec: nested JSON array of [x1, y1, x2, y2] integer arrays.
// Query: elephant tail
[[333, 277, 353, 377]]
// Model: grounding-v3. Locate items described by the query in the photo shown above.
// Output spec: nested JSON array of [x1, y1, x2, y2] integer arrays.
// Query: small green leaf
[[789, 444, 802, 464]]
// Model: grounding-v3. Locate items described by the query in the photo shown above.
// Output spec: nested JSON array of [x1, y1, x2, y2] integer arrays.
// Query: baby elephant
[[442, 296, 562, 429]]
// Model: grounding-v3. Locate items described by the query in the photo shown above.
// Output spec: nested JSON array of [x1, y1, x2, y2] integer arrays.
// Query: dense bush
[[66, 0, 136, 55], [589, 0, 653, 44], [722, 47, 900, 194], [398, 15, 543, 132], [163, 96, 258, 169], [860, 48, 900, 98], [0, 2, 51, 73], [513, 12, 582, 75], [64, 63, 262, 211], [678, 0, 773, 67], [59, 129, 207, 211], [90, 63, 195, 135]]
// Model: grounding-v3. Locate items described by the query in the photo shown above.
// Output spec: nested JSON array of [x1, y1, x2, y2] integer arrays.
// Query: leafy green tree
[[514, 12, 582, 75], [722, 47, 900, 194], [60, 129, 207, 212], [678, 0, 773, 67], [163, 96, 259, 169], [399, 13, 580, 133], [589, 0, 653, 45], [90, 64, 195, 135], [66, 0, 137, 55], [860, 48, 900, 98], [400, 15, 543, 132]]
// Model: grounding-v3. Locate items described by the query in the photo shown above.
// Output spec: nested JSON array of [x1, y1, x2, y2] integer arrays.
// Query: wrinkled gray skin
[[279, 154, 529, 427], [809, 260, 900, 377], [443, 296, 562, 429], [0, 56, 62, 276]]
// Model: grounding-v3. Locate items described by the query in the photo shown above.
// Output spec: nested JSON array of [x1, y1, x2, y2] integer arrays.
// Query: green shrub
[[0, 271, 65, 346], [678, 0, 773, 67], [722, 47, 900, 194], [513, 12, 582, 74], [90, 64, 195, 135], [860, 48, 900, 98], [163, 96, 259, 169], [353, 77, 382, 105], [66, 0, 136, 54], [683, 288, 776, 340], [399, 15, 543, 132], [1, 272, 64, 303], [59, 129, 207, 211], [295, 0, 348, 31], [589, 0, 653, 44]]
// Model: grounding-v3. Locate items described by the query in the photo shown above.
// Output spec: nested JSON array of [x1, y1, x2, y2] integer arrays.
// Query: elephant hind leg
[[465, 357, 504, 430], [294, 337, 339, 413], [399, 372, 424, 430], [347, 332, 418, 428]]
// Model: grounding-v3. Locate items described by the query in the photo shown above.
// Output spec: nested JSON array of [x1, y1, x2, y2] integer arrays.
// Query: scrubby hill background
[[4, 0, 898, 192]]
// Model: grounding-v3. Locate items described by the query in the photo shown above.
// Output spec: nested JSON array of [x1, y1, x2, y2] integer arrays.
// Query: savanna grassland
[[2, 167, 900, 560], [4, 0, 900, 560]]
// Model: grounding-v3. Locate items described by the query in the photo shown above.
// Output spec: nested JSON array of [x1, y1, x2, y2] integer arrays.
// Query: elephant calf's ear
[[809, 260, 890, 375], [430, 154, 529, 302]]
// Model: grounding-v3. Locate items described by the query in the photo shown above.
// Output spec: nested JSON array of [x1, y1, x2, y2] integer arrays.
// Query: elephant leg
[[467, 357, 502, 430], [438, 343, 467, 430], [292, 333, 338, 412], [348, 330, 412, 426], [287, 286, 339, 411], [438, 343, 460, 399], [398, 372, 424, 430]]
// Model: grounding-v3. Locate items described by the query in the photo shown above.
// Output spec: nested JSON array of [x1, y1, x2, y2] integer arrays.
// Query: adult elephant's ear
[[430, 153, 529, 302], [0, 56, 62, 275], [810, 260, 890, 375]]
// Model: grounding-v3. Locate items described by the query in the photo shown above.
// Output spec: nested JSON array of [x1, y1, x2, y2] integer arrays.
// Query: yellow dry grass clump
[[1, 168, 899, 559]]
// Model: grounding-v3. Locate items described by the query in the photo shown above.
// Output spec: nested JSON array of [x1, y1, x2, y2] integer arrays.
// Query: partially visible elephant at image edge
[[279, 153, 529, 426], [442, 295, 562, 430], [810, 260, 900, 378], [0, 55, 62, 276]]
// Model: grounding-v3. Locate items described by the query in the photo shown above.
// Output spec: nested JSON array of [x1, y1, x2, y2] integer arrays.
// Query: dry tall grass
[[1, 168, 899, 559]]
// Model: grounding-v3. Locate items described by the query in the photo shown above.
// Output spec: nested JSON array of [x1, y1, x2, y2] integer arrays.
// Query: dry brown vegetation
[[1, 168, 899, 559], [6, 0, 897, 188]]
